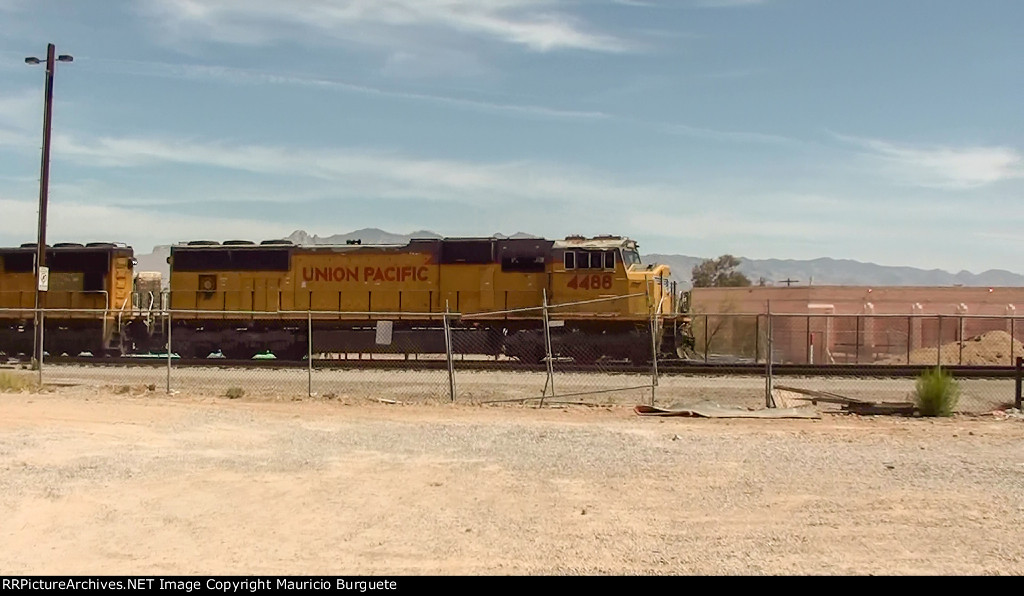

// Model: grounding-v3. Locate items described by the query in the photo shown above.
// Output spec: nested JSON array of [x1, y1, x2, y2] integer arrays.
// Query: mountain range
[[134, 228, 1024, 288]]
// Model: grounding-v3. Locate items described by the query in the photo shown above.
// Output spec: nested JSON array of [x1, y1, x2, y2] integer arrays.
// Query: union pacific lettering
[[302, 266, 430, 283]]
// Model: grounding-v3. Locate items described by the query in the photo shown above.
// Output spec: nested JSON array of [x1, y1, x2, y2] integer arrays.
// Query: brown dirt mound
[[877, 330, 1024, 366]]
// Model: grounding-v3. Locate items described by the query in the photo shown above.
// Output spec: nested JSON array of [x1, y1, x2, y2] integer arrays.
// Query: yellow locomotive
[[165, 234, 682, 362], [0, 234, 686, 362], [0, 242, 136, 356]]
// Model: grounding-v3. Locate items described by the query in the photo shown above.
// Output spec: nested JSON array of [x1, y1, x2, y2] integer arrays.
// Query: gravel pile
[[879, 330, 1024, 366]]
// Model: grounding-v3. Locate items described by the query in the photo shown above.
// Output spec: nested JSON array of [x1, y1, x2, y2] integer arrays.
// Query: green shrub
[[914, 366, 960, 417], [225, 387, 245, 399]]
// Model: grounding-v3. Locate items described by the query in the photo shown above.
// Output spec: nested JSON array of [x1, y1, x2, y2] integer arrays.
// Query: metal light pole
[[25, 44, 73, 368]]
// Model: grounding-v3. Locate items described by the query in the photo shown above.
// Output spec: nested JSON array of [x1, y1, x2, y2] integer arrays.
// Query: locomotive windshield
[[621, 249, 641, 268]]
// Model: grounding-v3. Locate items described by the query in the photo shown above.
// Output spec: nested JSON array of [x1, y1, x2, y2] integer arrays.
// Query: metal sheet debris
[[634, 402, 820, 419]]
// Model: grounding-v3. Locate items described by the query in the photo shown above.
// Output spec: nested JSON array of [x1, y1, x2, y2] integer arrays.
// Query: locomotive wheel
[[174, 343, 203, 359], [525, 345, 546, 364], [276, 343, 308, 361], [507, 345, 545, 364], [566, 346, 598, 365], [220, 346, 257, 360], [628, 349, 652, 365]]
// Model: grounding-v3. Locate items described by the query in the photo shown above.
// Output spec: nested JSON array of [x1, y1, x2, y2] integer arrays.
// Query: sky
[[0, 0, 1022, 273]]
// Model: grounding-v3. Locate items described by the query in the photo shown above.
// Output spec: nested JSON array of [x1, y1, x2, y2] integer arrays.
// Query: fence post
[[37, 309, 44, 386], [703, 314, 709, 364], [765, 301, 774, 408], [906, 315, 912, 365], [1016, 356, 1022, 409], [166, 309, 172, 394], [1012, 318, 1016, 364], [443, 304, 456, 403], [307, 309, 312, 398], [806, 314, 811, 365], [958, 315, 964, 366], [855, 315, 861, 364], [937, 315, 943, 367], [649, 310, 659, 407], [540, 290, 555, 407], [754, 315, 760, 365]]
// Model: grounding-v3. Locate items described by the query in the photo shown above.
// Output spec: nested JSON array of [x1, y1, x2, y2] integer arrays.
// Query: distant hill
[[646, 254, 1024, 289], [131, 230, 1024, 289]]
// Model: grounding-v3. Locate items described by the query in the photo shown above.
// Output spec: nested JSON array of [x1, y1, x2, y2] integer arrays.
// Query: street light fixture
[[25, 43, 72, 369]]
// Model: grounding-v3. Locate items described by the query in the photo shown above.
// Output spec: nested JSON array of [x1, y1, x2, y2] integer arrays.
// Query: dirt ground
[[25, 363, 1018, 413], [1, 387, 1022, 575]]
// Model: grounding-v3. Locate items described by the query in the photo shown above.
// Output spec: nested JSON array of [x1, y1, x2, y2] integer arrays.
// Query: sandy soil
[[1, 387, 1022, 575]]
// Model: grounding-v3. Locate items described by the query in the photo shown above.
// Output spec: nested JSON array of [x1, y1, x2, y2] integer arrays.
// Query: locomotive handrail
[[157, 308, 463, 319], [8, 307, 1024, 321], [462, 292, 650, 319], [545, 292, 650, 310], [115, 293, 130, 340], [459, 305, 544, 318]]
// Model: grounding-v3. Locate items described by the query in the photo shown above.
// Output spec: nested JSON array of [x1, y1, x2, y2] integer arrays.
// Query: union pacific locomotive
[[0, 235, 688, 363], [0, 242, 136, 356]]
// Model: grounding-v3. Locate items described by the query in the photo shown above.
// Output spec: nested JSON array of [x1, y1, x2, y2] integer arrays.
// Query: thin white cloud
[[837, 134, 1024, 189], [632, 211, 856, 245], [81, 57, 609, 121], [42, 132, 684, 208], [141, 0, 631, 53], [689, 0, 767, 6], [660, 122, 800, 146], [0, 196, 298, 250], [0, 88, 41, 134], [78, 58, 801, 142]]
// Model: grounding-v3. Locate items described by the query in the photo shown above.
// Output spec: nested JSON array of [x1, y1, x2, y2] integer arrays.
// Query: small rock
[[968, 431, 974, 436], [884, 463, 895, 470], [671, 434, 681, 441]]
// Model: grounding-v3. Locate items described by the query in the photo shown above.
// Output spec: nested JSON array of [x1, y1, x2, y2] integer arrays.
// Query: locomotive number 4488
[[567, 274, 613, 290]]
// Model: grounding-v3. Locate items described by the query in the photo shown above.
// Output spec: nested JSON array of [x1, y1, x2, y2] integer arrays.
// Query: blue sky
[[0, 0, 1022, 273]]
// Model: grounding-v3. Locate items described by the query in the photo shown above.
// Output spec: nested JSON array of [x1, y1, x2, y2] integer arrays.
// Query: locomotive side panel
[[169, 246, 291, 317], [291, 243, 440, 314], [492, 239, 550, 314], [550, 246, 625, 315], [0, 250, 35, 310]]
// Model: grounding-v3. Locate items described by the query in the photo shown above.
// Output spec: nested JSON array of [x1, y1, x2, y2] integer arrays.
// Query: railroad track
[[6, 355, 1021, 378]]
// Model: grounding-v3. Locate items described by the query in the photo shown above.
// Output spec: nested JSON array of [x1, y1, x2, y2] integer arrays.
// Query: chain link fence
[[690, 312, 1023, 413], [3, 307, 1023, 413]]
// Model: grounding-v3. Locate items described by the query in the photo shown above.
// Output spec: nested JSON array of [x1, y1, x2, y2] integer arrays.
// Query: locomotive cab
[[551, 235, 673, 317]]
